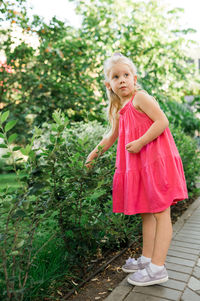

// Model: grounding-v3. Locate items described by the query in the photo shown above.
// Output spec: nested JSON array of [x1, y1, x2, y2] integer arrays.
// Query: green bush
[[0, 111, 142, 299], [170, 123, 200, 195], [164, 100, 200, 137], [0, 109, 199, 299]]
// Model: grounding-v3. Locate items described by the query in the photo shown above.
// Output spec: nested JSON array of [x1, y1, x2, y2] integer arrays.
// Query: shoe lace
[[126, 257, 137, 265]]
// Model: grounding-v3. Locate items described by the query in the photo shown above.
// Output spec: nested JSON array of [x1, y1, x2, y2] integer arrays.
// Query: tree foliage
[[0, 0, 199, 142]]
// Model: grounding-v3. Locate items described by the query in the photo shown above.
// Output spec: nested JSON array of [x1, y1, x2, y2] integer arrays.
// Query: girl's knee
[[140, 212, 155, 220], [153, 206, 171, 219]]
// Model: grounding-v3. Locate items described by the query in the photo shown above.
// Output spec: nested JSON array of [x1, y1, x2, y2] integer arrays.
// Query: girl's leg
[[127, 208, 172, 286], [151, 206, 173, 266], [140, 212, 156, 258]]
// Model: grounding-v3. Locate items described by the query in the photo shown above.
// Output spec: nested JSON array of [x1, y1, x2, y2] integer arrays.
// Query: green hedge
[[0, 110, 199, 299]]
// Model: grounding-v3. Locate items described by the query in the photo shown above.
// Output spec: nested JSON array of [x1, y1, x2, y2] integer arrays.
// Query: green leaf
[[58, 125, 64, 132], [20, 144, 31, 156], [8, 133, 18, 144], [5, 120, 17, 132], [13, 146, 21, 151], [15, 158, 24, 162], [13, 209, 26, 218], [0, 144, 7, 148], [90, 189, 106, 200], [17, 240, 25, 248], [29, 150, 35, 158], [52, 110, 62, 124], [1, 111, 9, 123], [2, 153, 11, 158], [0, 133, 4, 139], [20, 148, 27, 156], [11, 250, 19, 256], [50, 134, 55, 143]]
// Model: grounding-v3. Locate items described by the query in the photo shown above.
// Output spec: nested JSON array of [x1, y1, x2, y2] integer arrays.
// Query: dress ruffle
[[113, 155, 188, 215]]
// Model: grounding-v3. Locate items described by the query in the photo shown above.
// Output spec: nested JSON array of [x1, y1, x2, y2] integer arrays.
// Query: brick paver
[[104, 195, 200, 301]]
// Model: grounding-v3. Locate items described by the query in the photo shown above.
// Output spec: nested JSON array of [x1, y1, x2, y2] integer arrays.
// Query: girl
[[85, 53, 188, 286]]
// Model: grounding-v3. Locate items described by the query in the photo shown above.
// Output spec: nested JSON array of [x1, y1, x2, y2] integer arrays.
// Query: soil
[[60, 194, 198, 301]]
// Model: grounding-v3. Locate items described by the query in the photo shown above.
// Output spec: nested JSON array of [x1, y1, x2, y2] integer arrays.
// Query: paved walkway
[[105, 194, 200, 301]]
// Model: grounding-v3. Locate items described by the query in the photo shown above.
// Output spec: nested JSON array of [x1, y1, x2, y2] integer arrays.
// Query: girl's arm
[[126, 92, 169, 153], [85, 114, 119, 167]]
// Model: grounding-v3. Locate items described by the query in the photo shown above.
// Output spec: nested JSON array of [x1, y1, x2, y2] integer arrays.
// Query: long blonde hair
[[104, 53, 143, 129]]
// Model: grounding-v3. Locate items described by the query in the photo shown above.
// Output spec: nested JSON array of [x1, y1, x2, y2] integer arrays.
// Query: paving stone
[[159, 278, 186, 291], [182, 223, 200, 228], [171, 240, 200, 249], [173, 232, 199, 238], [188, 213, 200, 216], [168, 270, 190, 282], [167, 249, 197, 260], [187, 217, 200, 220], [183, 221, 200, 225], [174, 236, 200, 244], [118, 276, 132, 287], [193, 266, 200, 279], [124, 292, 169, 301], [181, 229, 200, 235], [104, 285, 132, 301], [181, 287, 200, 301], [183, 226, 200, 230], [182, 222, 200, 226], [165, 262, 192, 274], [188, 276, 200, 291], [178, 232, 200, 238], [181, 224, 200, 229], [134, 285, 182, 300], [169, 245, 199, 255], [166, 256, 195, 267], [175, 233, 200, 240], [179, 229, 200, 236], [197, 259, 200, 267], [182, 226, 200, 231], [181, 227, 200, 232], [186, 216, 200, 220]]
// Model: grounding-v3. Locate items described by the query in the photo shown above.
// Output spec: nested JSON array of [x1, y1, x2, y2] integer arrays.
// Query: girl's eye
[[125, 73, 129, 77], [114, 75, 118, 79]]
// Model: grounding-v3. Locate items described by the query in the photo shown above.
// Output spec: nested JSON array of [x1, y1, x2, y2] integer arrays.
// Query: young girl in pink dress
[[85, 53, 188, 286]]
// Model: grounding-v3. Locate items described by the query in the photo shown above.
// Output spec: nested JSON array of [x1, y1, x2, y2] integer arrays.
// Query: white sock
[[149, 262, 164, 273], [136, 255, 151, 276], [137, 261, 164, 277], [140, 255, 151, 263]]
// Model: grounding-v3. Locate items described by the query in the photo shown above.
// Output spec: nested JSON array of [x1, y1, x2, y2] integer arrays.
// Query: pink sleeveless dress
[[112, 93, 188, 215]]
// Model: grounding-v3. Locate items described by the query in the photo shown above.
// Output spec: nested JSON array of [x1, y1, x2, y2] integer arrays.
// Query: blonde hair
[[104, 53, 144, 129]]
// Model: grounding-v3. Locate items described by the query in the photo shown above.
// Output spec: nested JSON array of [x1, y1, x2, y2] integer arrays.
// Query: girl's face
[[105, 62, 137, 102]]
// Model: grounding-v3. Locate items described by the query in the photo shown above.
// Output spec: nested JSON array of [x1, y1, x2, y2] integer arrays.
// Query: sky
[[26, 0, 200, 45]]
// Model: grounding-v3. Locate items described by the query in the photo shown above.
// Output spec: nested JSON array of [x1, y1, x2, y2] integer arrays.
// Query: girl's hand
[[85, 158, 94, 170], [125, 139, 143, 153]]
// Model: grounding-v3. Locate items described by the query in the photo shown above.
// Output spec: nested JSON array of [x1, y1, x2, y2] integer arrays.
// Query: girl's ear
[[105, 81, 111, 90], [134, 75, 137, 85]]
